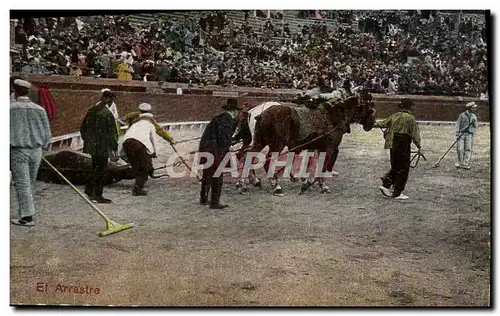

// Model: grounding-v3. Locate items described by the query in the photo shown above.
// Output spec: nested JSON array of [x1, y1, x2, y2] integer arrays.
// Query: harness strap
[[259, 118, 350, 162]]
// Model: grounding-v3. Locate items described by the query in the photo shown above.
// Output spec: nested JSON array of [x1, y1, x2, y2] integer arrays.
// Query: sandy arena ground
[[10, 124, 490, 306]]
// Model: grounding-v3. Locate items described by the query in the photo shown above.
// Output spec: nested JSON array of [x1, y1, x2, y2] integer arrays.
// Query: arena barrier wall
[[48, 121, 210, 152], [14, 75, 490, 140]]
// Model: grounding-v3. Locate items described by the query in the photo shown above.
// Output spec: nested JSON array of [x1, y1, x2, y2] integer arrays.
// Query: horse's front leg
[[236, 176, 250, 195], [266, 149, 291, 197], [288, 152, 305, 183], [269, 160, 286, 197], [299, 177, 316, 194], [269, 174, 284, 197], [246, 154, 263, 188], [317, 177, 332, 194], [249, 169, 262, 188], [298, 150, 318, 194], [234, 155, 249, 194], [317, 147, 340, 194]]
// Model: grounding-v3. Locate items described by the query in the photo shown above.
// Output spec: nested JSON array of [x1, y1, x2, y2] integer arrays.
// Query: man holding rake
[[455, 102, 479, 169]]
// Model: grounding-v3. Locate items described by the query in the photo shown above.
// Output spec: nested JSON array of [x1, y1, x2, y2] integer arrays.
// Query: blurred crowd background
[[10, 10, 488, 97]]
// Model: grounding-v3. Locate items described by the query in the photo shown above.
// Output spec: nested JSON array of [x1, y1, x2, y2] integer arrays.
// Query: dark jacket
[[80, 102, 118, 157], [199, 112, 236, 158]]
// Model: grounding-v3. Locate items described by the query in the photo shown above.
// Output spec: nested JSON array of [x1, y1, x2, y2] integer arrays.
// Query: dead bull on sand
[[37, 150, 167, 185]]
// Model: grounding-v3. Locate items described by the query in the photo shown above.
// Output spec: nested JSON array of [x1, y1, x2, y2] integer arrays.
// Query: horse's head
[[356, 91, 376, 131], [322, 92, 376, 132]]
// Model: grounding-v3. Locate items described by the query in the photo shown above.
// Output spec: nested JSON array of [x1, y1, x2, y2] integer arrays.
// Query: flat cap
[[138, 103, 152, 111], [14, 79, 32, 89]]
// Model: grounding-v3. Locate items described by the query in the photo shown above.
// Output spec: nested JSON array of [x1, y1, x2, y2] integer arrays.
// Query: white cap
[[101, 88, 111, 93], [466, 102, 478, 109], [13, 79, 32, 89], [138, 103, 152, 111]]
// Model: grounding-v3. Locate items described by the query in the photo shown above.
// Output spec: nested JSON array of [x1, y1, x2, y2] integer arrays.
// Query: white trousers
[[456, 133, 474, 166], [10, 147, 42, 218]]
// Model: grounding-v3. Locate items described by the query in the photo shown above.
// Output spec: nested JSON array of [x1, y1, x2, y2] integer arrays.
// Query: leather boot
[[200, 179, 209, 204], [133, 187, 148, 196], [94, 196, 113, 203], [210, 178, 228, 209], [84, 184, 94, 199]]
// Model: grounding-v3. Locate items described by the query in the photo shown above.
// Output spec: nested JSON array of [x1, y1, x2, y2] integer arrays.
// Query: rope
[[253, 119, 347, 162], [170, 144, 201, 181], [410, 151, 427, 168], [175, 136, 202, 144]]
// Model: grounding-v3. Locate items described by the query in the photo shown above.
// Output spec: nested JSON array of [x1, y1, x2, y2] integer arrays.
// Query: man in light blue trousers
[[455, 102, 479, 170], [10, 79, 52, 226]]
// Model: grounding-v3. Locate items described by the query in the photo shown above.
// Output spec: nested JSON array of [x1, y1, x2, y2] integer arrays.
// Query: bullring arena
[[10, 77, 490, 306]]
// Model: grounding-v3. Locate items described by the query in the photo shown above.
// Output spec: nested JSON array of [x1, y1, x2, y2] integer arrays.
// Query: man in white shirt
[[121, 103, 158, 196], [455, 102, 479, 169]]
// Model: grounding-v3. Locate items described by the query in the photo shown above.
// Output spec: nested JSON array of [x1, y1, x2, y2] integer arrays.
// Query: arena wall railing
[[48, 121, 211, 152]]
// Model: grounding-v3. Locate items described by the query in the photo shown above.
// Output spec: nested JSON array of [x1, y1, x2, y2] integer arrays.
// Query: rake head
[[99, 219, 134, 237]]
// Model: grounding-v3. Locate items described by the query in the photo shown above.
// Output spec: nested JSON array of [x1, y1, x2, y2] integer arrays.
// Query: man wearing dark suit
[[80, 90, 119, 203], [199, 98, 243, 209]]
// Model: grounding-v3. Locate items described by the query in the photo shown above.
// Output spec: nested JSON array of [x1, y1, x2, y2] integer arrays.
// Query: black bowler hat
[[221, 98, 243, 110], [102, 90, 116, 99]]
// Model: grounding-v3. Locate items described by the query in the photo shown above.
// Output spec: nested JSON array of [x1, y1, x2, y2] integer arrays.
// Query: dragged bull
[[38, 150, 166, 185]]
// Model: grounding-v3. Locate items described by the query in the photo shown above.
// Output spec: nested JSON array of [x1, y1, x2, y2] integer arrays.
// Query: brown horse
[[242, 94, 376, 196]]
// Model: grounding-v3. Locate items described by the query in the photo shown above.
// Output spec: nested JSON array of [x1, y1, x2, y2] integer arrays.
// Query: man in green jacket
[[80, 90, 119, 203], [375, 98, 422, 200]]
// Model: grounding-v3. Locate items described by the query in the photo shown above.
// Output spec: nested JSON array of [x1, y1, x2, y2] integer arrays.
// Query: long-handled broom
[[42, 157, 134, 237], [433, 121, 474, 168], [170, 144, 201, 181]]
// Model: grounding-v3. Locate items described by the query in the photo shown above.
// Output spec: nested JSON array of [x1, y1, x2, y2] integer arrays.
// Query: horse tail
[[252, 115, 265, 151]]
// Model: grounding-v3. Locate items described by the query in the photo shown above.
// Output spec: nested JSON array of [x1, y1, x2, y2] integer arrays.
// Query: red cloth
[[38, 87, 58, 121]]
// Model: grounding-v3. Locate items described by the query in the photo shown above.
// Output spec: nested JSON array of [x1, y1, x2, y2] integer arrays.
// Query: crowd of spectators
[[10, 10, 488, 97]]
